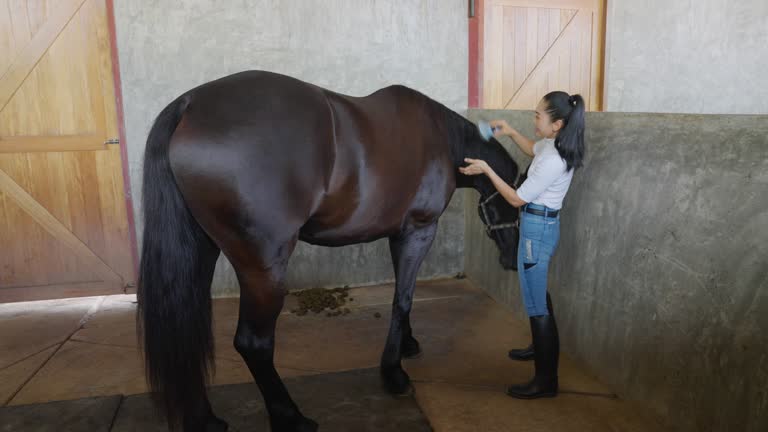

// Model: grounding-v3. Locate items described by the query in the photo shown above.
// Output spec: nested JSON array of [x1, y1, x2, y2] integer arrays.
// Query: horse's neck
[[460, 138, 518, 192], [421, 101, 517, 190]]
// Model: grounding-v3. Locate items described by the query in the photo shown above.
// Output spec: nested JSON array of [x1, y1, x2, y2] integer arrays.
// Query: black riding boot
[[506, 313, 559, 399], [508, 292, 554, 361]]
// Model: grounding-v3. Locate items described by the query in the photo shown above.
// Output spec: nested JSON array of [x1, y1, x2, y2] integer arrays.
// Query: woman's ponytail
[[543, 91, 586, 171]]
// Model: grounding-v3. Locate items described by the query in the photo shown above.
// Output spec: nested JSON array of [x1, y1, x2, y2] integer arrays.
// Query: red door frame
[[468, 0, 484, 108], [106, 0, 139, 286]]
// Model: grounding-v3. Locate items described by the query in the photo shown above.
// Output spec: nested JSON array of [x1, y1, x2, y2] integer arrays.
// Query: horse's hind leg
[[381, 223, 438, 395], [229, 237, 318, 432], [183, 395, 228, 432]]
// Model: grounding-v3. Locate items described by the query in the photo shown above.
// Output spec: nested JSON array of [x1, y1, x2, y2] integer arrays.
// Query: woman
[[459, 91, 586, 399]]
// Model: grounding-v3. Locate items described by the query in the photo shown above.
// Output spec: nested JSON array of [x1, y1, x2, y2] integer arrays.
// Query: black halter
[[478, 191, 517, 236]]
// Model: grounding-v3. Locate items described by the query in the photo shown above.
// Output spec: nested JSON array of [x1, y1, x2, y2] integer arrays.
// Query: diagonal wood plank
[[503, 9, 581, 108], [0, 167, 122, 284], [0, 0, 87, 113]]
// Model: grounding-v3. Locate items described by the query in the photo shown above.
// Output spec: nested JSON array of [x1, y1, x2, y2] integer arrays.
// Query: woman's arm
[[485, 167, 527, 208], [489, 120, 535, 157], [459, 158, 527, 208]]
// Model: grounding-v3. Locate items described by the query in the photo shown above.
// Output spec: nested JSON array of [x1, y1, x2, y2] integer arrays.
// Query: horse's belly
[[297, 216, 400, 246]]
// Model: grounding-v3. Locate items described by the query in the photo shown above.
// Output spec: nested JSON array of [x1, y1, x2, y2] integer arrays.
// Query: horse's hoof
[[185, 413, 228, 432], [270, 416, 318, 432], [392, 382, 415, 398], [207, 416, 229, 432], [401, 337, 422, 359], [295, 417, 319, 432], [403, 349, 423, 360], [381, 366, 413, 396]]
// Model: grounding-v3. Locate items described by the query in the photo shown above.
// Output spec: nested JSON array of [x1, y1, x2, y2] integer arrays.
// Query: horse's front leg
[[381, 222, 438, 395]]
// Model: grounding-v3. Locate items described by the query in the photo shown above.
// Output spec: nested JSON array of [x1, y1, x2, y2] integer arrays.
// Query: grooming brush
[[477, 120, 499, 141]]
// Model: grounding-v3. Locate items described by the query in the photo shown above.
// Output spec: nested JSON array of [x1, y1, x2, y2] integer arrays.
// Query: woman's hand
[[459, 158, 491, 176], [489, 119, 515, 137]]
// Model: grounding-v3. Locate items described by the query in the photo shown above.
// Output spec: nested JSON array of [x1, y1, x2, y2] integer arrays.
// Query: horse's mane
[[390, 86, 473, 166], [373, 85, 519, 191], [400, 87, 519, 187]]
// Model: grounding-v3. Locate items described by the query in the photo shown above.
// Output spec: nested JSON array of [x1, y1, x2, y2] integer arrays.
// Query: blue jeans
[[517, 203, 561, 317]]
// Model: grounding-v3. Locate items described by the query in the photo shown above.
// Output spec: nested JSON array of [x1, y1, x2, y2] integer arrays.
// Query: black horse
[[138, 70, 520, 431]]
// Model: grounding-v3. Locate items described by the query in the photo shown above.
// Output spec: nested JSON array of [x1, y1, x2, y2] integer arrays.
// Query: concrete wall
[[605, 0, 768, 114], [114, 0, 468, 295], [465, 109, 768, 432]]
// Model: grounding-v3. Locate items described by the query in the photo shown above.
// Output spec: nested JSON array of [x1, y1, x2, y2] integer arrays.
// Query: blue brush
[[477, 120, 499, 141]]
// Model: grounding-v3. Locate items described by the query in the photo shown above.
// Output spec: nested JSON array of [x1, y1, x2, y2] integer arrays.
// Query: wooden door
[[0, 0, 135, 302], [481, 0, 605, 110]]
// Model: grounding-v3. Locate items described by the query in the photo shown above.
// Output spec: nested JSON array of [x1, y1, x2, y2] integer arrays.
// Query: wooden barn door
[[481, 0, 605, 110], [0, 0, 135, 302]]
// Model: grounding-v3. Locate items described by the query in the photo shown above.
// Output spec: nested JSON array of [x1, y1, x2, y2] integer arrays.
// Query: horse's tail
[[137, 94, 218, 429]]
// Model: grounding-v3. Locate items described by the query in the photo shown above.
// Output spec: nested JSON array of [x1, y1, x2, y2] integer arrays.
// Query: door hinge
[[105, 138, 120, 145]]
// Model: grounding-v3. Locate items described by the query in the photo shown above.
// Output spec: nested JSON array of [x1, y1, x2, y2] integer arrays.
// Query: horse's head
[[458, 122, 522, 270], [438, 107, 523, 270], [477, 186, 520, 270]]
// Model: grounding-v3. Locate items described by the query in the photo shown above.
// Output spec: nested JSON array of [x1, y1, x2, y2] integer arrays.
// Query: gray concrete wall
[[465, 109, 768, 432], [114, 0, 468, 296], [604, 0, 768, 114]]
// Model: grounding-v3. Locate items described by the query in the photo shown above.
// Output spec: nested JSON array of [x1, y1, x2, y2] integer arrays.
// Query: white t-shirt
[[516, 138, 573, 210]]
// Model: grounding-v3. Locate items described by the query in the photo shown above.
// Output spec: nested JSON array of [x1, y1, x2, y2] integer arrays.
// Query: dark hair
[[543, 91, 585, 171]]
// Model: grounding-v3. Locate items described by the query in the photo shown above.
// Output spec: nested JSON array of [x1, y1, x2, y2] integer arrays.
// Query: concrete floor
[[0, 278, 662, 431]]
